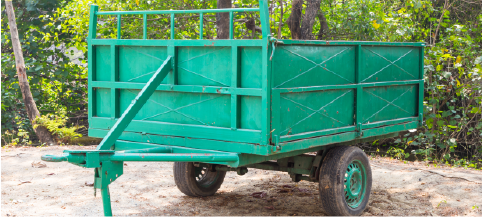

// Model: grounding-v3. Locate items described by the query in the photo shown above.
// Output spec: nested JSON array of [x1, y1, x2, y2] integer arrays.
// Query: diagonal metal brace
[[96, 56, 173, 150]]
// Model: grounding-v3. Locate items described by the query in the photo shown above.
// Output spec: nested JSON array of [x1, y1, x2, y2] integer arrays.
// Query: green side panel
[[361, 84, 418, 123], [94, 46, 111, 81], [272, 45, 356, 88], [95, 88, 111, 117], [118, 46, 169, 83], [177, 46, 231, 87], [360, 46, 419, 83], [240, 96, 262, 130], [240, 47, 262, 88], [279, 89, 355, 136], [119, 90, 231, 128]]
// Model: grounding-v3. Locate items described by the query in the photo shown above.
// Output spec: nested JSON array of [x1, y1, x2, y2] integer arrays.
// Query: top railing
[[89, 0, 270, 40]]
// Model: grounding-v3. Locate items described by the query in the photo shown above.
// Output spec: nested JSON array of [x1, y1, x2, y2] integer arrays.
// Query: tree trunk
[[286, 0, 303, 39], [316, 9, 329, 40], [277, 0, 284, 39], [216, 0, 232, 39], [5, 0, 56, 145], [300, 0, 322, 39], [286, 0, 328, 40]]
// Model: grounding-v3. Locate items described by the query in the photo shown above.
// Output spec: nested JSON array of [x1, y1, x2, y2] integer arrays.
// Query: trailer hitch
[[42, 148, 239, 216]]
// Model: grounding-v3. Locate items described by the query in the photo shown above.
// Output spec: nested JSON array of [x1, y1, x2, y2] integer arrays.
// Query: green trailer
[[42, 1, 425, 216]]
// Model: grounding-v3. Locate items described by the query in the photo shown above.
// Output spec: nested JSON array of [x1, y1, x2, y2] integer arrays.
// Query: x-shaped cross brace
[[281, 90, 352, 135], [363, 87, 413, 123], [361, 48, 415, 82], [127, 90, 220, 126], [275, 47, 354, 88], [178, 47, 229, 87]]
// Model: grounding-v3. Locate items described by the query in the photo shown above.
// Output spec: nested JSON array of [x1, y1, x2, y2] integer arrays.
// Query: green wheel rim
[[344, 160, 367, 208]]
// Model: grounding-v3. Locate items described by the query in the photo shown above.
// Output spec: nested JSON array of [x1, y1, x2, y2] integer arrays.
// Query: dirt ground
[[2, 145, 482, 216]]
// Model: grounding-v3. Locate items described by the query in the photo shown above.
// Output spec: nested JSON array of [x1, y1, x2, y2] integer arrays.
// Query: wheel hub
[[344, 161, 366, 208], [194, 166, 208, 182]]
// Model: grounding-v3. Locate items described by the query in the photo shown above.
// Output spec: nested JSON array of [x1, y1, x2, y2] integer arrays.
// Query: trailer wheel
[[173, 162, 226, 197], [319, 146, 372, 216]]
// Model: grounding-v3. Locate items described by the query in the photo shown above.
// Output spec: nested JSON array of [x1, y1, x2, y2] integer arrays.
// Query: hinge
[[356, 122, 363, 137]]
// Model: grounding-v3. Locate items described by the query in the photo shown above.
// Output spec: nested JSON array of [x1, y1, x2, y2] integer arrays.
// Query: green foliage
[[1, 0, 480, 167], [387, 145, 410, 160], [1, 0, 88, 145], [1, 129, 31, 147], [34, 113, 83, 145]]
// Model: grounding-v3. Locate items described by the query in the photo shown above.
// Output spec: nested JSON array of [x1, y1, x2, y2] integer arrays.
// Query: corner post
[[259, 0, 272, 146], [259, 0, 270, 38], [418, 45, 425, 126], [88, 5, 99, 122], [88, 5, 98, 40]]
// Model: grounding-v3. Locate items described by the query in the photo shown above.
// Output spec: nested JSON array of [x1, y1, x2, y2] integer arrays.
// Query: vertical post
[[167, 46, 177, 85], [229, 11, 233, 39], [231, 46, 240, 130], [355, 45, 362, 84], [110, 45, 119, 125], [258, 0, 270, 38], [418, 46, 425, 126], [271, 90, 280, 146], [418, 80, 424, 126], [261, 30, 271, 145], [88, 5, 98, 40], [117, 14, 121, 39], [419, 46, 425, 79], [170, 13, 175, 39], [355, 45, 363, 137], [143, 14, 147, 40], [101, 187, 112, 216], [258, 0, 272, 145], [88, 5, 99, 121], [199, 13, 203, 39]]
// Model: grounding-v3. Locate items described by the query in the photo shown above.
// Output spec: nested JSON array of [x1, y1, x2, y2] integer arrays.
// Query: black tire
[[319, 146, 372, 216], [173, 162, 226, 197]]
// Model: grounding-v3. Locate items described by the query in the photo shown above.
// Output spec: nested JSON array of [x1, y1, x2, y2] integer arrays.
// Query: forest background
[[1, 0, 481, 168]]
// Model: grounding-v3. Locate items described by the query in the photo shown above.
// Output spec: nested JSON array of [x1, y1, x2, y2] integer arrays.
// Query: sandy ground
[[1, 145, 482, 216]]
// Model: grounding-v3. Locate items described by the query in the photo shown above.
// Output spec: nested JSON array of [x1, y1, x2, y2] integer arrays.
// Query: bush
[[34, 113, 83, 145]]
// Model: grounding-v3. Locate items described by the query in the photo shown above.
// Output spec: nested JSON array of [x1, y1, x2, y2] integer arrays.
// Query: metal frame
[[44, 1, 425, 216], [88, 1, 273, 147]]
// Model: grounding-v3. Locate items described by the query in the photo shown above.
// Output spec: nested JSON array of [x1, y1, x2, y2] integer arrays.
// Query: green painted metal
[[117, 15, 121, 39], [42, 149, 239, 166], [41, 1, 426, 215], [199, 13, 203, 39], [344, 160, 367, 208], [96, 56, 172, 150], [170, 13, 175, 39], [143, 14, 147, 40], [96, 8, 260, 15], [101, 187, 112, 216]]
